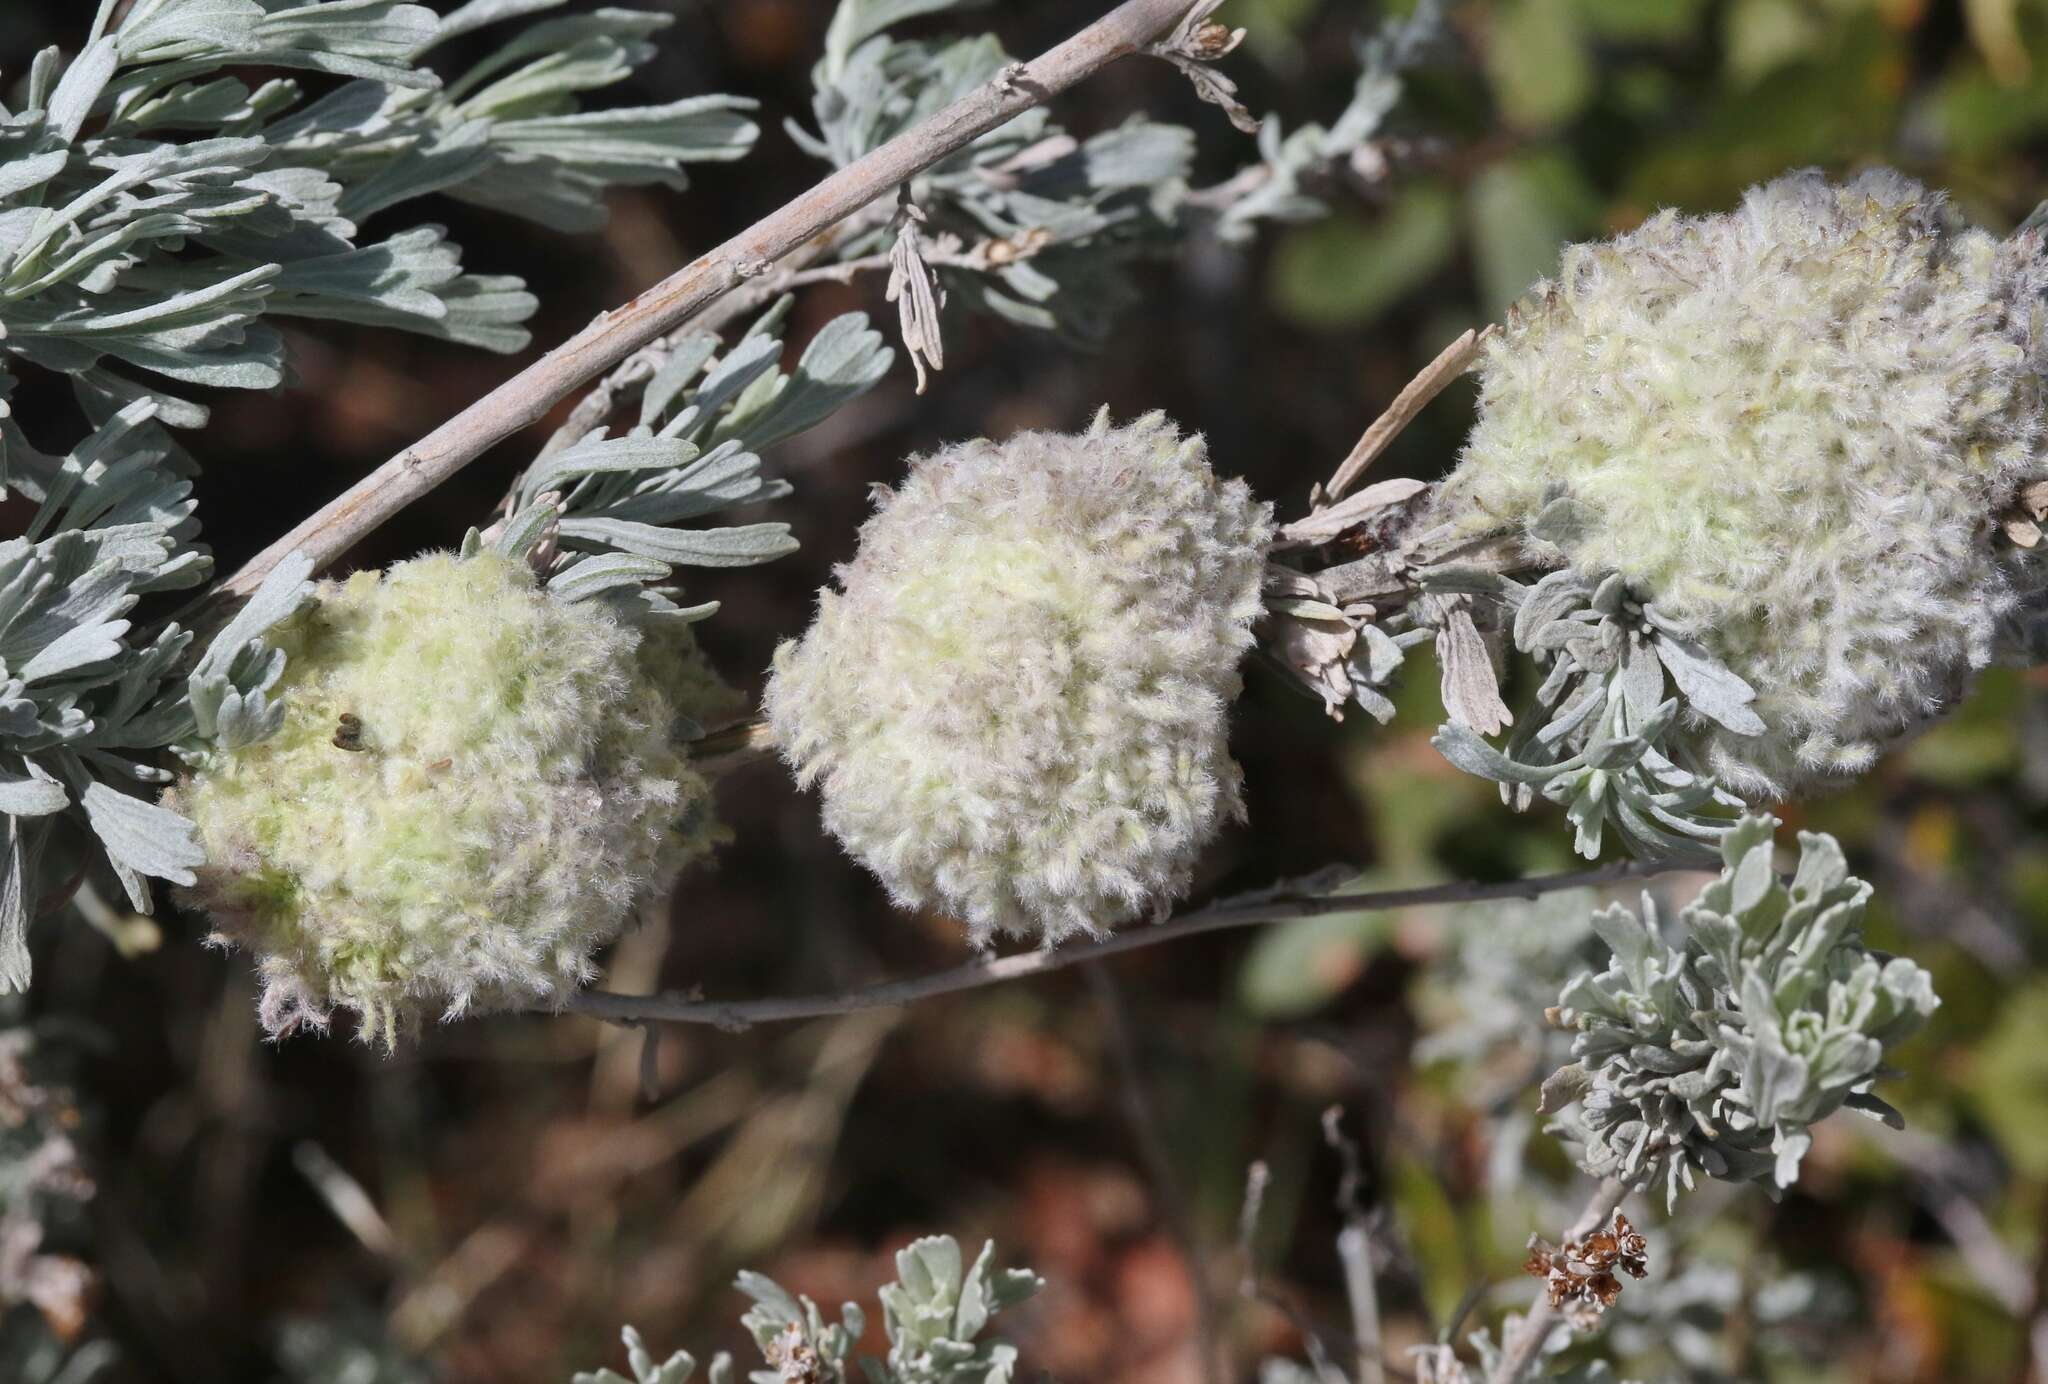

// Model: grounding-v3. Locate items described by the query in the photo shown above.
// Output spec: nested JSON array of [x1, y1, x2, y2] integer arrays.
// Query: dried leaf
[[886, 207, 947, 394], [1437, 606, 1512, 735], [1147, 1, 1257, 134], [1278, 477, 1429, 547]]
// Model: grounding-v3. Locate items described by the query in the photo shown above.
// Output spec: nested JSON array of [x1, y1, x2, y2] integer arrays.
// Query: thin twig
[[388, 1221, 532, 1353], [1336, 1227, 1382, 1384], [215, 0, 1202, 602], [1321, 327, 1492, 505], [1235, 1153, 1352, 1383], [1182, 134, 1433, 215], [1236, 1159, 1271, 1299], [1323, 1107, 1384, 1384], [637, 1022, 661, 1104], [291, 1141, 401, 1262], [564, 858, 1679, 1029], [1486, 1177, 1631, 1384], [1086, 962, 1223, 1384]]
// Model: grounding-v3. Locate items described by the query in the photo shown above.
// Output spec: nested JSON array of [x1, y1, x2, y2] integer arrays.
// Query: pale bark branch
[[562, 858, 1680, 1030], [531, 219, 1060, 467], [530, 205, 898, 465], [1337, 1225, 1384, 1384], [217, 0, 1202, 602]]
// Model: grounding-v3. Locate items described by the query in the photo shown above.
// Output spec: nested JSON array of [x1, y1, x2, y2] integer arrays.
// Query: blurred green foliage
[[1250, 0, 2048, 338]]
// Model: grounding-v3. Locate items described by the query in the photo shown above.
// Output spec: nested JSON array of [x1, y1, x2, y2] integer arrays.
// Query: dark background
[[8, 0, 2048, 1379]]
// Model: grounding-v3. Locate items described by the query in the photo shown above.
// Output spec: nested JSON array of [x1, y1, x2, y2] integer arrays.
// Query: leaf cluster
[[0, 394, 310, 989], [1542, 817, 1939, 1208], [1209, 0, 1443, 244], [791, 0, 1441, 345], [488, 301, 893, 626], [574, 1235, 1042, 1384], [1432, 557, 1760, 862], [1, 0, 755, 417]]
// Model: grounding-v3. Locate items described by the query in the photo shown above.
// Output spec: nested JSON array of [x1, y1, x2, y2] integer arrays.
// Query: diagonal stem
[[563, 858, 1685, 1030], [214, 0, 1201, 603]]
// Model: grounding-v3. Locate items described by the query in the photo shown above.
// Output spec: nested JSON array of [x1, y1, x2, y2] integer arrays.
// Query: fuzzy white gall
[[170, 552, 739, 1046], [1441, 169, 2048, 799], [765, 411, 1272, 945]]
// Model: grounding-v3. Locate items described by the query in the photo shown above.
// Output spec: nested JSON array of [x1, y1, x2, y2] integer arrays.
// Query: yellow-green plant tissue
[[171, 552, 739, 1046], [766, 411, 1272, 947]]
